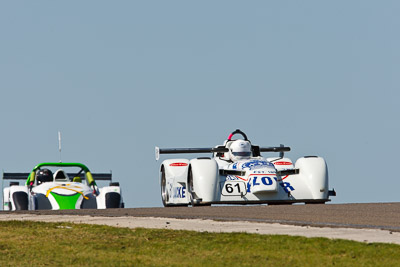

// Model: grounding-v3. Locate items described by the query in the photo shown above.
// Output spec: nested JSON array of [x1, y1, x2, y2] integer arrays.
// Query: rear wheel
[[161, 167, 170, 207]]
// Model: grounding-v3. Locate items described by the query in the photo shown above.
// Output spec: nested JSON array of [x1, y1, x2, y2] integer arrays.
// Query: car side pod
[[96, 185, 123, 209], [295, 156, 329, 200], [189, 158, 219, 204], [3, 185, 29, 211], [3, 187, 11, 211]]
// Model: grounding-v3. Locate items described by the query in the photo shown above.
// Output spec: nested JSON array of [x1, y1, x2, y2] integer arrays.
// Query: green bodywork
[[25, 162, 96, 186], [50, 192, 81, 209]]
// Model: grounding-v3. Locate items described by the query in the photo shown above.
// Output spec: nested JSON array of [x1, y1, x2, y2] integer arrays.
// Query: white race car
[[156, 129, 335, 206], [2, 162, 124, 210]]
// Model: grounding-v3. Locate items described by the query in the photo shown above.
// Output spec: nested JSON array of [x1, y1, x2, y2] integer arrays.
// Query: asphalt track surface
[[3, 202, 400, 232]]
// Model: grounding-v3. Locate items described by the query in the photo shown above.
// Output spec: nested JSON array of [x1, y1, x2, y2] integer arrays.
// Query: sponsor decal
[[169, 162, 188, 167], [173, 186, 186, 198], [241, 160, 274, 170], [273, 161, 292, 166], [246, 176, 295, 193], [251, 170, 276, 174], [246, 176, 276, 192], [226, 175, 239, 181], [248, 173, 275, 177], [280, 182, 294, 193]]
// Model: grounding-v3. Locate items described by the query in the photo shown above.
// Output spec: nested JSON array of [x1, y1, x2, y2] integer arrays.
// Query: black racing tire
[[12, 192, 29, 210], [188, 167, 196, 206], [305, 201, 326, 205], [105, 192, 121, 208], [161, 167, 171, 207]]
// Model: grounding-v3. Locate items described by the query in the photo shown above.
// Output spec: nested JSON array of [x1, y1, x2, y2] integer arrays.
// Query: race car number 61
[[222, 182, 246, 196]]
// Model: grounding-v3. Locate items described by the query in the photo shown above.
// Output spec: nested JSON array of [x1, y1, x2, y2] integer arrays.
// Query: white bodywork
[[3, 181, 123, 211], [3, 165, 124, 211], [158, 132, 334, 206], [3, 185, 29, 211]]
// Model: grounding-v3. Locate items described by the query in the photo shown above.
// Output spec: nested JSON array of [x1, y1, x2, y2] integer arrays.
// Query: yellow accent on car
[[29, 171, 36, 183], [86, 172, 95, 186], [46, 186, 89, 200]]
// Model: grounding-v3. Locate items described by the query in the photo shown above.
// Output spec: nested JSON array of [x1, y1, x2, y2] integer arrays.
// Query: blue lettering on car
[[173, 186, 186, 198], [253, 177, 260, 186], [261, 177, 273, 186], [280, 182, 294, 193], [226, 175, 239, 181], [247, 180, 251, 192], [247, 177, 294, 193], [247, 176, 276, 192]]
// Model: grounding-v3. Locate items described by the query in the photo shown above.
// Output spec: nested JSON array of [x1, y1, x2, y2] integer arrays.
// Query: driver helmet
[[36, 168, 53, 184], [229, 140, 252, 161]]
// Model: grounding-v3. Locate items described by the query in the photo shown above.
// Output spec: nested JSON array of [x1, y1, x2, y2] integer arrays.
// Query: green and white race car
[[2, 162, 123, 210]]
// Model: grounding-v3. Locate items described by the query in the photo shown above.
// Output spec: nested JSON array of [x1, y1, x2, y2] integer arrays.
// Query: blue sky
[[1, 1, 399, 207]]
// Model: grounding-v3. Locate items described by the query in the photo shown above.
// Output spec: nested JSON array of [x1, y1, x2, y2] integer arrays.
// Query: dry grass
[[0, 220, 399, 266]]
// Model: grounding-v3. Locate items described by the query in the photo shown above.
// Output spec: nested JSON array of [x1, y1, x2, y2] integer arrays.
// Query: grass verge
[[0, 220, 399, 266]]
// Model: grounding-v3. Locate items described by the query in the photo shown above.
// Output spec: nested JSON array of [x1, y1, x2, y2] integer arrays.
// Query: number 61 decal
[[221, 182, 247, 196]]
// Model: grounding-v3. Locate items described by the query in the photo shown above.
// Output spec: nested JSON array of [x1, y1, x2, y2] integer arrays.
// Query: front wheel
[[188, 168, 196, 206], [12, 192, 29, 210]]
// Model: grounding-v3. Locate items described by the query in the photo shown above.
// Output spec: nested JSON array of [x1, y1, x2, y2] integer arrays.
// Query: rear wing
[[89, 173, 112, 181], [2, 173, 30, 180], [155, 145, 290, 160], [155, 147, 227, 160]]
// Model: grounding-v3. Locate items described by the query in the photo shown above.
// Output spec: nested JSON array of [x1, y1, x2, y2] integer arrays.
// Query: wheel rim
[[161, 169, 168, 205]]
